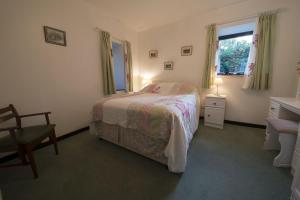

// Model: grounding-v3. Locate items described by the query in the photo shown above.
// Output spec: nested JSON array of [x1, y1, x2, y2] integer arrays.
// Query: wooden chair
[[0, 104, 58, 178]]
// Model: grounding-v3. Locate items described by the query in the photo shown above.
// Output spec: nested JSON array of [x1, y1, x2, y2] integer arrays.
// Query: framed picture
[[164, 61, 174, 70], [149, 50, 158, 58], [181, 46, 193, 56], [43, 26, 67, 46]]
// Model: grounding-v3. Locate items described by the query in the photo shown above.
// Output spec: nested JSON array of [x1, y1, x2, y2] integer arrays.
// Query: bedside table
[[204, 94, 226, 129]]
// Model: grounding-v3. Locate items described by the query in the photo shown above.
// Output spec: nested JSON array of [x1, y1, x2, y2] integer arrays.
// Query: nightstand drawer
[[205, 97, 225, 108], [204, 107, 225, 125]]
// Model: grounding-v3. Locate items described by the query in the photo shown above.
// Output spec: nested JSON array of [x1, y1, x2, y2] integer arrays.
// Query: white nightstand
[[204, 94, 226, 129]]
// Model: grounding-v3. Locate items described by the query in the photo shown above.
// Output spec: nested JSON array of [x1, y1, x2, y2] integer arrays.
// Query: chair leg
[[273, 133, 297, 167], [17, 145, 27, 165], [264, 125, 281, 150], [50, 130, 59, 155], [24, 144, 38, 179]]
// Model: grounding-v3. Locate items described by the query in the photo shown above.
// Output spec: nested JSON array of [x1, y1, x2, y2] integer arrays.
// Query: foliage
[[218, 38, 251, 75]]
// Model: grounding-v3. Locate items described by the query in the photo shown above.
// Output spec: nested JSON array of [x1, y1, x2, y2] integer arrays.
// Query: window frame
[[217, 31, 253, 76], [218, 31, 253, 41]]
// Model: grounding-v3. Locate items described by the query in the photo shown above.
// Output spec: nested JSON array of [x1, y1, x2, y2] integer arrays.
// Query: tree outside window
[[218, 34, 252, 75]]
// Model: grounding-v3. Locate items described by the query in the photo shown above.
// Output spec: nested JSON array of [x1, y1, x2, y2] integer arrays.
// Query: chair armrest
[[19, 112, 51, 125], [19, 112, 51, 118]]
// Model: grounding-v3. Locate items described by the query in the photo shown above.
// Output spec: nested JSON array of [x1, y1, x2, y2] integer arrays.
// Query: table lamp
[[214, 77, 223, 96]]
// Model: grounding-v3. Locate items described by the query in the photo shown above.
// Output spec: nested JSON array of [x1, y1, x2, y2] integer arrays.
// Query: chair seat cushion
[[267, 118, 298, 134], [15, 124, 55, 144], [0, 125, 55, 149]]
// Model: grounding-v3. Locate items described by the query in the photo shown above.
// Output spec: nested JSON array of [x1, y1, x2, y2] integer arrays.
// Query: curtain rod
[[94, 27, 125, 42], [214, 14, 257, 26], [207, 8, 285, 27]]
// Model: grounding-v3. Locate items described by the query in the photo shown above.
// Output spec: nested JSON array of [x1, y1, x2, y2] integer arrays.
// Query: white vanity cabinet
[[291, 161, 300, 200], [292, 130, 300, 175], [291, 126, 300, 200], [265, 98, 300, 173], [262, 97, 300, 200]]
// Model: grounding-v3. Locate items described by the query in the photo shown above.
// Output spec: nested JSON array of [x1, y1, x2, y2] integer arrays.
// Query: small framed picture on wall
[[43, 26, 67, 46], [181, 46, 193, 56], [149, 50, 158, 58], [164, 61, 174, 70]]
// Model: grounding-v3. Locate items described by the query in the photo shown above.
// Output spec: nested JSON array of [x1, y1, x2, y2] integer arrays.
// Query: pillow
[[140, 82, 197, 95], [139, 84, 159, 93], [153, 82, 177, 94]]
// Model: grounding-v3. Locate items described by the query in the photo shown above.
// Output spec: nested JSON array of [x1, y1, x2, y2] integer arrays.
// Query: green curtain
[[202, 24, 217, 89], [249, 13, 276, 90], [100, 31, 116, 95], [125, 41, 133, 92]]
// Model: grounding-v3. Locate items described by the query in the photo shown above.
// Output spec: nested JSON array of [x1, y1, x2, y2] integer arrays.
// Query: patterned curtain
[[245, 12, 276, 90], [202, 24, 218, 89], [100, 31, 116, 95], [242, 19, 258, 89], [124, 41, 133, 92]]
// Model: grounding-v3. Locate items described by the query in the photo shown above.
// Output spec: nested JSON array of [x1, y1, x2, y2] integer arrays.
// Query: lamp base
[[216, 84, 219, 96]]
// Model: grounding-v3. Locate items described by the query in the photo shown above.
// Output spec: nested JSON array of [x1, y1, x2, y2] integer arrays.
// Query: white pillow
[[153, 82, 177, 94]]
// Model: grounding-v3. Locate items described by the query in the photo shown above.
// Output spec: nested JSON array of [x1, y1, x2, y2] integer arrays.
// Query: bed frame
[[91, 122, 169, 165]]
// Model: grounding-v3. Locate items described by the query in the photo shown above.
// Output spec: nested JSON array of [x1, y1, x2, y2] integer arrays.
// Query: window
[[217, 22, 255, 75], [112, 41, 126, 91]]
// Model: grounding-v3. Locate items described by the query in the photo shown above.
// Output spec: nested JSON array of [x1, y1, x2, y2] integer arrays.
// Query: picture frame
[[43, 26, 67, 46], [164, 61, 174, 70], [181, 46, 193, 56], [149, 50, 158, 58]]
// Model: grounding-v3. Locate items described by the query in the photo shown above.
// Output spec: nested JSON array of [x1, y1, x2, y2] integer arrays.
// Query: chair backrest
[[0, 104, 21, 129]]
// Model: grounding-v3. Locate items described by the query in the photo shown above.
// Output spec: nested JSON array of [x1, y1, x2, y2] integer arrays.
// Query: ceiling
[[86, 0, 250, 32]]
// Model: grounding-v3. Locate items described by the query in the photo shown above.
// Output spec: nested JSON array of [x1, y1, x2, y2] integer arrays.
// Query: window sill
[[217, 73, 244, 77], [116, 90, 126, 94]]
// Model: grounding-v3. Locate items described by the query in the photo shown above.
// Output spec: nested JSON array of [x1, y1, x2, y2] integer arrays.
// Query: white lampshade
[[214, 77, 223, 85]]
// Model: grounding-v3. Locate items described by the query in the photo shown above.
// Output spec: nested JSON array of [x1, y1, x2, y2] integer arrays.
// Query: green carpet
[[0, 122, 292, 200]]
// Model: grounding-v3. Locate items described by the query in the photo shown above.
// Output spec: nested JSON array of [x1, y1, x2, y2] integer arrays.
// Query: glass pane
[[218, 35, 252, 75], [112, 42, 126, 91]]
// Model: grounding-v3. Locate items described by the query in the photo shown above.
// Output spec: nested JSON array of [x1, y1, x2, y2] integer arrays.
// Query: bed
[[90, 82, 200, 172]]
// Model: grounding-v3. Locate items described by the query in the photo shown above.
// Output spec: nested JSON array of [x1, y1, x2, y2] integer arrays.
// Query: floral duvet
[[91, 82, 200, 172]]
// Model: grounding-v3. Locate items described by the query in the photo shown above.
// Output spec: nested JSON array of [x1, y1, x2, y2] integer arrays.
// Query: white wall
[[0, 0, 138, 136], [138, 0, 300, 125]]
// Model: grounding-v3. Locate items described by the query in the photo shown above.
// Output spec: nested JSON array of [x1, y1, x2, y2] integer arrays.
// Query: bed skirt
[[90, 121, 168, 165]]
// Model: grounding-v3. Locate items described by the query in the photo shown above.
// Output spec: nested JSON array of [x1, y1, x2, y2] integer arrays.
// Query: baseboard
[[0, 126, 89, 164], [57, 126, 89, 141], [200, 116, 266, 129], [224, 120, 266, 129]]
